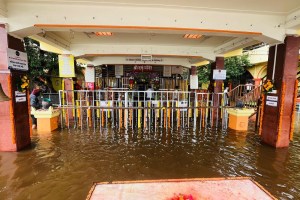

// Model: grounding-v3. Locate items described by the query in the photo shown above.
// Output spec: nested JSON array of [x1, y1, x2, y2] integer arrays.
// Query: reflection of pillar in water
[[0, 153, 18, 197], [96, 101, 100, 118], [138, 102, 142, 128]]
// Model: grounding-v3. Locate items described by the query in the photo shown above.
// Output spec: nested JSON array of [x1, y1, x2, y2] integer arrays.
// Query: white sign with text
[[213, 69, 226, 80], [266, 101, 278, 107], [7, 48, 28, 71], [266, 96, 278, 102]]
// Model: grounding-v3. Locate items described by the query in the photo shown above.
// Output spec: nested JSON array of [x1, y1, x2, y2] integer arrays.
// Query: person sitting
[[30, 85, 42, 129], [146, 85, 154, 100]]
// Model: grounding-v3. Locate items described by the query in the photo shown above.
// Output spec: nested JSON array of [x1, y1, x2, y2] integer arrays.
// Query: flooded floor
[[0, 121, 300, 200]]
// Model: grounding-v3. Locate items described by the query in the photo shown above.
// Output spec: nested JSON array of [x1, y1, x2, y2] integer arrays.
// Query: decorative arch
[[256, 65, 267, 78]]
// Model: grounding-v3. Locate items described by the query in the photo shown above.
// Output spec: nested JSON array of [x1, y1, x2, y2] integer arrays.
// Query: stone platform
[[87, 177, 275, 200]]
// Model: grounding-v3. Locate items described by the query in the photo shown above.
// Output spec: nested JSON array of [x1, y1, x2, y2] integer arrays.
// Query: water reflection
[[0, 124, 299, 200]]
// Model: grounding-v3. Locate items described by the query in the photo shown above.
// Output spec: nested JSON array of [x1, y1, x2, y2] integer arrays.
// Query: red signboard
[[133, 65, 152, 72]]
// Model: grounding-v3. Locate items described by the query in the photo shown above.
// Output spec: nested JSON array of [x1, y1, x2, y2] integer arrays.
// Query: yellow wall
[[247, 63, 267, 79], [224, 49, 243, 58]]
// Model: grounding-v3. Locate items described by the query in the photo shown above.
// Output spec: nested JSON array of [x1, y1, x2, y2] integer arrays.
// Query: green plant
[[225, 55, 252, 81], [197, 64, 211, 85]]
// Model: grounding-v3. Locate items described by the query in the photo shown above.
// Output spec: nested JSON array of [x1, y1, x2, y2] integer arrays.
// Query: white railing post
[[124, 92, 128, 129]]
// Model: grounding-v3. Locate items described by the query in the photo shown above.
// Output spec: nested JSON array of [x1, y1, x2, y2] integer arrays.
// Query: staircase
[[228, 84, 262, 108]]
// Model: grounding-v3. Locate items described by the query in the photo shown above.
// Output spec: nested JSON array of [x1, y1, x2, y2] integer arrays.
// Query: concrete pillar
[[190, 66, 197, 76], [210, 57, 224, 123], [64, 78, 74, 119], [260, 36, 300, 148], [0, 25, 31, 151], [211, 57, 225, 93]]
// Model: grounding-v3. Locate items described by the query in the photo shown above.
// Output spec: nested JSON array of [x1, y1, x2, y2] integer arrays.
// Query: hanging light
[[0, 83, 10, 102]]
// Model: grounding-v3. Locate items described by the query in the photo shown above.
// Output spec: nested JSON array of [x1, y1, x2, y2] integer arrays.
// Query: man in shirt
[[30, 85, 42, 129]]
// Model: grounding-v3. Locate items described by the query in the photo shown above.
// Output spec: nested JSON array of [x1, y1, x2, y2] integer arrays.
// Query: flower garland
[[27, 89, 33, 136], [17, 75, 29, 93], [277, 82, 285, 142], [262, 79, 274, 93], [290, 79, 298, 141], [258, 94, 265, 136]]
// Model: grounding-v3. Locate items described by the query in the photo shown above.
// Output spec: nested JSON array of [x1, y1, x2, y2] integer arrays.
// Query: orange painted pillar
[[260, 36, 300, 148], [0, 25, 31, 151]]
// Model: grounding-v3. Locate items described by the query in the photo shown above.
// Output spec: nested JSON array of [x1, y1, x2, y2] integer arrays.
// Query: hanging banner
[[190, 75, 198, 89], [59, 54, 75, 77], [172, 66, 183, 75], [163, 66, 172, 77], [7, 48, 28, 71], [115, 65, 124, 76], [85, 66, 95, 82], [213, 69, 226, 80]]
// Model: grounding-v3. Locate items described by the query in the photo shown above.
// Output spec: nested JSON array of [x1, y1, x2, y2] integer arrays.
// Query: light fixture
[[183, 34, 202, 39], [0, 83, 10, 102], [94, 32, 113, 36]]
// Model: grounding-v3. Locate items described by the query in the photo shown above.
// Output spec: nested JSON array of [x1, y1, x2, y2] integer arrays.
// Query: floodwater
[[0, 121, 300, 200]]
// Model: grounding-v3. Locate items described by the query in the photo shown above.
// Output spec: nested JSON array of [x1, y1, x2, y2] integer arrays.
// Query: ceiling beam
[[214, 37, 257, 55], [31, 32, 70, 52], [285, 8, 300, 30], [90, 56, 192, 67], [70, 43, 213, 58]]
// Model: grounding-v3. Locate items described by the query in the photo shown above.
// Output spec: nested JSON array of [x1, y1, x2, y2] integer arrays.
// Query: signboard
[[7, 48, 28, 71], [85, 66, 95, 82], [172, 66, 183, 75], [213, 69, 226, 80], [266, 96, 278, 101], [163, 66, 172, 77], [100, 101, 113, 111], [16, 96, 26, 103], [115, 65, 124, 76], [133, 65, 152, 72], [15, 91, 26, 97], [190, 75, 198, 89], [59, 54, 75, 77], [179, 101, 188, 111], [266, 100, 277, 107]]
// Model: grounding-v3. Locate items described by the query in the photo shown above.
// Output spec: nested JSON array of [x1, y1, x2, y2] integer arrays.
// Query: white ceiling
[[7, 0, 300, 14], [3, 0, 300, 66], [54, 31, 235, 47]]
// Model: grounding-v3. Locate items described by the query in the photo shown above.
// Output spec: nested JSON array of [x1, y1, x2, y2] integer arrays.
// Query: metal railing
[[58, 90, 230, 131], [228, 84, 259, 107]]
